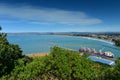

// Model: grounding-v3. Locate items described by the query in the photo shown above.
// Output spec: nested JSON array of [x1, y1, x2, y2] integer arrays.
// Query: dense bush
[[114, 39, 120, 47], [107, 58, 120, 80], [0, 46, 113, 80], [0, 26, 23, 77]]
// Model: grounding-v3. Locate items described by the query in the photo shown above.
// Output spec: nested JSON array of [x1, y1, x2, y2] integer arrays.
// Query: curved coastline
[[47, 35, 114, 45], [80, 36, 114, 45], [25, 35, 114, 57], [55, 35, 114, 45]]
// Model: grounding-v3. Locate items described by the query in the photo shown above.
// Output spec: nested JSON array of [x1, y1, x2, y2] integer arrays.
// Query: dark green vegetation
[[0, 26, 120, 80], [113, 39, 120, 47], [0, 46, 120, 80], [0, 26, 23, 77], [0, 46, 106, 79]]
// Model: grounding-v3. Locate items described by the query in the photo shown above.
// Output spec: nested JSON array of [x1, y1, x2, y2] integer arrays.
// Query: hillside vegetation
[[0, 46, 120, 80], [0, 47, 108, 80], [0, 26, 23, 77]]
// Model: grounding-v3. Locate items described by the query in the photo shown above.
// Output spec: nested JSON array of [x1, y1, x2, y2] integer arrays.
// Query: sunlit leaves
[[1, 46, 118, 80]]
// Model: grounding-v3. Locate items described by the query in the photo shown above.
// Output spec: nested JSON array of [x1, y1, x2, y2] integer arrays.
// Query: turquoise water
[[7, 35, 120, 58]]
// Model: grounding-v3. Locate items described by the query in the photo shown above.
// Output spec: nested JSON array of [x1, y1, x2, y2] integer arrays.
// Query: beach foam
[[81, 37, 113, 45]]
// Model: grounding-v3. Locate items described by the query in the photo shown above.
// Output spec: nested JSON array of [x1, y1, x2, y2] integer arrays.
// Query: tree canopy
[[0, 46, 115, 80], [0, 26, 23, 77], [0, 26, 1, 31], [114, 39, 120, 47]]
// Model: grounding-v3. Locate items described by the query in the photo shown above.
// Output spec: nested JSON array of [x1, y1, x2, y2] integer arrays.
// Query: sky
[[0, 0, 120, 32]]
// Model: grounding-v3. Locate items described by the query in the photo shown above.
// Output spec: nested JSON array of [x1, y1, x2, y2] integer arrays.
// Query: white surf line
[[55, 35, 114, 45], [49, 35, 114, 45], [81, 37, 114, 45]]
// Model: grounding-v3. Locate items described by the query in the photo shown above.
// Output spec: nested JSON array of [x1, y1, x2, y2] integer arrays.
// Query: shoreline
[[50, 35, 114, 45], [22, 35, 115, 57], [26, 52, 49, 57], [81, 36, 114, 45]]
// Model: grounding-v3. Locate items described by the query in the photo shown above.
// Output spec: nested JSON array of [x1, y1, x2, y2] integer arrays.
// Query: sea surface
[[7, 35, 120, 58]]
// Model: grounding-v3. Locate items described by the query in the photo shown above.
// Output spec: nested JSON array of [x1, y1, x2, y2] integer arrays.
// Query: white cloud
[[0, 4, 102, 25], [0, 20, 21, 23], [30, 21, 51, 25]]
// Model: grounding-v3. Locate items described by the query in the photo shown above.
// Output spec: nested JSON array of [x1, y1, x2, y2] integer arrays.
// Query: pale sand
[[26, 52, 49, 57]]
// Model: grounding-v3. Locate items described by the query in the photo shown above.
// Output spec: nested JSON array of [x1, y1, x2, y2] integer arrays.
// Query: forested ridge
[[0, 26, 120, 80]]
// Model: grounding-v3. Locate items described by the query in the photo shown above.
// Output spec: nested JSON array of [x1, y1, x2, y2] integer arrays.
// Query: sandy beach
[[26, 52, 49, 57]]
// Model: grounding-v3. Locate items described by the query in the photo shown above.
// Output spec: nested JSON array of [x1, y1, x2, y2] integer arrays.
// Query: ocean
[[7, 35, 120, 58]]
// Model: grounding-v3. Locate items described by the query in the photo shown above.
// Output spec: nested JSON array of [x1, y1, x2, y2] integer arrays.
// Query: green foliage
[[114, 39, 120, 46], [0, 26, 23, 77], [1, 46, 112, 80], [107, 58, 120, 80], [1, 56, 46, 80], [113, 58, 120, 79], [0, 26, 2, 31], [49, 46, 96, 80]]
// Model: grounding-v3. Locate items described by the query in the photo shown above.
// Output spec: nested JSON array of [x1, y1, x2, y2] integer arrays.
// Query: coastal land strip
[[26, 52, 49, 57]]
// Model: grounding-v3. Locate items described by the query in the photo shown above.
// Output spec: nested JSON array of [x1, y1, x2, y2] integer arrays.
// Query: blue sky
[[0, 0, 120, 32]]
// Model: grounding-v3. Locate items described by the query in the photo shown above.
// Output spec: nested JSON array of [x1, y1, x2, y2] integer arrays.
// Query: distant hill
[[7, 32, 120, 36]]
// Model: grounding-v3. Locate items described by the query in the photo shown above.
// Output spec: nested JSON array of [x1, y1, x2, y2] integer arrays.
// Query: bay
[[7, 35, 120, 58]]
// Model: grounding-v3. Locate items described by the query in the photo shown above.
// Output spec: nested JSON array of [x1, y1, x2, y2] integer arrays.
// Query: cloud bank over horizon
[[0, 4, 102, 25]]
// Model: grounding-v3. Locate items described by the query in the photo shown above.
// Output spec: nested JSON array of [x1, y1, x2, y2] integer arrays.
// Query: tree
[[41, 46, 99, 80], [0, 26, 1, 31], [113, 39, 120, 47], [109, 58, 120, 80], [0, 26, 23, 77], [0, 46, 114, 80]]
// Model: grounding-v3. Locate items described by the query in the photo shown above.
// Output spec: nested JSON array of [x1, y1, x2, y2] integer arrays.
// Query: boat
[[97, 50, 104, 55], [79, 48, 86, 52], [91, 49, 97, 53], [104, 51, 114, 58], [86, 48, 92, 53]]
